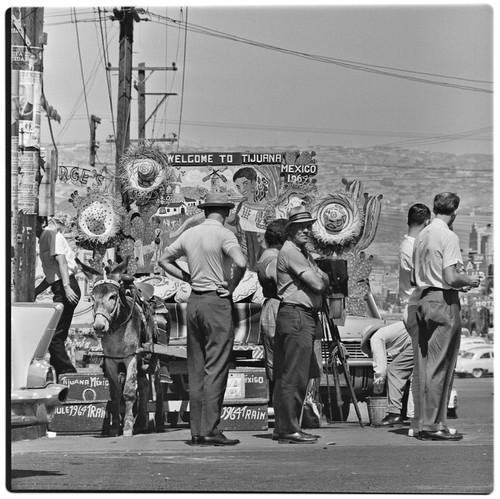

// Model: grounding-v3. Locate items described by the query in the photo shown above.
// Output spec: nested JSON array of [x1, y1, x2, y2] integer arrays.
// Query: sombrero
[[75, 190, 125, 247]]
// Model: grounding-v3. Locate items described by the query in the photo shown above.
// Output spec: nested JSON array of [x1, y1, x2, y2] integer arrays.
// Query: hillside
[[46, 142, 493, 271]]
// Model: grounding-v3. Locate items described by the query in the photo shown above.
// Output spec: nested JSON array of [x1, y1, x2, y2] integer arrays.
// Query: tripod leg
[[331, 355, 345, 421], [329, 321, 364, 428], [320, 313, 333, 422]]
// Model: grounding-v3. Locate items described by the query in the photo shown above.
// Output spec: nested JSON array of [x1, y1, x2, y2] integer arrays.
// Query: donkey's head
[[77, 258, 130, 334]]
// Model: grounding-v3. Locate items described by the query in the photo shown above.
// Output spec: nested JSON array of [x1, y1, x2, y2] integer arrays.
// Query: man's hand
[[64, 285, 79, 305], [215, 281, 231, 298], [468, 275, 481, 288]]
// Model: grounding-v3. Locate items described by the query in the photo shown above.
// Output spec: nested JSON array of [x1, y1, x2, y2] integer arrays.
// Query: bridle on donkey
[[91, 277, 139, 334]]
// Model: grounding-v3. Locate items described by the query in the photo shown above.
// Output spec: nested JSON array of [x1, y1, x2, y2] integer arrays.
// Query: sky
[[33, 0, 493, 156]]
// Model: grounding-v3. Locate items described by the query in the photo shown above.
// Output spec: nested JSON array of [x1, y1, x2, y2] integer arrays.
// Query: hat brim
[[285, 217, 317, 228], [197, 202, 235, 209], [360, 324, 383, 356]]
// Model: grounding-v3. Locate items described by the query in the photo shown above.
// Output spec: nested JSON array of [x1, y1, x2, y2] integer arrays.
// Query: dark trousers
[[405, 303, 420, 428], [186, 291, 234, 437], [49, 274, 81, 377], [416, 288, 461, 432], [273, 305, 321, 435]]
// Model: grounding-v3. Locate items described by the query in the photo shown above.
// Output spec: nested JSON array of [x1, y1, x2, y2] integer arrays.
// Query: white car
[[11, 303, 69, 434], [455, 346, 494, 378]]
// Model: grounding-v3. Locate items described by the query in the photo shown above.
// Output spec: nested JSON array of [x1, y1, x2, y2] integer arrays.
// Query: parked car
[[460, 337, 488, 349], [455, 345, 494, 378], [11, 303, 69, 432]]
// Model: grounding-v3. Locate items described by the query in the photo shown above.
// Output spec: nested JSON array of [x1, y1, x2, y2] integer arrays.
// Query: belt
[[279, 302, 319, 314], [191, 289, 218, 295], [421, 287, 458, 298]]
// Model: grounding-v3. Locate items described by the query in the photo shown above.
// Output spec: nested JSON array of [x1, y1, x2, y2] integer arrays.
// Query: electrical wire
[[147, 12, 493, 93], [97, 7, 116, 142], [73, 8, 92, 133], [177, 6, 188, 150]]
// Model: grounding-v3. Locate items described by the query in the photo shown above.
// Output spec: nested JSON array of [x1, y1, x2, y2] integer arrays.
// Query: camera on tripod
[[316, 258, 348, 321]]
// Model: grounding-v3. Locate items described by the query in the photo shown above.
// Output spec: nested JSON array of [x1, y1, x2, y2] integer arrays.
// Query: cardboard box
[[49, 401, 109, 434], [58, 373, 110, 402]]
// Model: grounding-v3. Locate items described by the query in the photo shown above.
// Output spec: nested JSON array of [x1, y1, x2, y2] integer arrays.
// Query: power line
[[147, 12, 493, 93], [72, 8, 91, 134]]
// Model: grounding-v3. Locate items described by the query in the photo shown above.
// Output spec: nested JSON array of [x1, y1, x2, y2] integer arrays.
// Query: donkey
[[78, 259, 164, 437]]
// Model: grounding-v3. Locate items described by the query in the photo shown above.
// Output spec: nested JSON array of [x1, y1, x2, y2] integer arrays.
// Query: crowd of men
[[37, 190, 479, 444]]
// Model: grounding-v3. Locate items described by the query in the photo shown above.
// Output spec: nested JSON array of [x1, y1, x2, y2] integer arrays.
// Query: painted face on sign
[[234, 176, 256, 198]]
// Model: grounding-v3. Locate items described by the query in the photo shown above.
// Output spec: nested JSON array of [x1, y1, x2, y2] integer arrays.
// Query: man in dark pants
[[273, 206, 329, 444], [411, 193, 480, 441], [159, 193, 247, 446], [35, 216, 80, 377]]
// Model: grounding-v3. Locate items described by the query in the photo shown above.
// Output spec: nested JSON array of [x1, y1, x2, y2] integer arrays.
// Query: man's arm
[[216, 246, 247, 297], [443, 265, 480, 290], [295, 267, 328, 295], [370, 333, 388, 394], [54, 254, 79, 305], [158, 251, 191, 283]]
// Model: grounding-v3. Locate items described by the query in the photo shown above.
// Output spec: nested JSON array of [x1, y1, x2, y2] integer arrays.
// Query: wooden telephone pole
[[112, 7, 140, 196], [136, 61, 178, 141], [11, 7, 45, 302]]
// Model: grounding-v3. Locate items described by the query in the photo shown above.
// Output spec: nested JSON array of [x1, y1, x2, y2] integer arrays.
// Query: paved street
[[8, 377, 493, 493]]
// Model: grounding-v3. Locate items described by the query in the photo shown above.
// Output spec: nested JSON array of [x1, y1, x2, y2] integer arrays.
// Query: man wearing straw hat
[[159, 192, 247, 446], [273, 205, 330, 444]]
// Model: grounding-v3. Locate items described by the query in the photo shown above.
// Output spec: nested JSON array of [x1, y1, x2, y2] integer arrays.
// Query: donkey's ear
[[76, 257, 102, 281], [107, 256, 130, 281]]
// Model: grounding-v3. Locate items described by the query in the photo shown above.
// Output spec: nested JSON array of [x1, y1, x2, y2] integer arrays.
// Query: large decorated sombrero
[[119, 142, 173, 205], [74, 190, 125, 249], [311, 192, 363, 250]]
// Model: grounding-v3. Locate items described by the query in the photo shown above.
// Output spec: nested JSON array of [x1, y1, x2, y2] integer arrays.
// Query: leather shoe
[[301, 431, 321, 439], [375, 413, 404, 427], [199, 433, 240, 446], [418, 430, 463, 441], [190, 436, 203, 445], [278, 432, 318, 444], [272, 432, 279, 441]]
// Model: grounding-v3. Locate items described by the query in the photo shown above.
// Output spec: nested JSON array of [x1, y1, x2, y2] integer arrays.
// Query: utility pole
[[90, 114, 101, 166], [134, 61, 178, 141], [11, 7, 45, 302], [111, 7, 141, 197]]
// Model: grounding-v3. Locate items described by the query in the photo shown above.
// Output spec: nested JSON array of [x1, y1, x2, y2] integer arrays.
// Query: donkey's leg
[[105, 360, 122, 437], [154, 360, 165, 432], [134, 370, 150, 434], [122, 357, 138, 437]]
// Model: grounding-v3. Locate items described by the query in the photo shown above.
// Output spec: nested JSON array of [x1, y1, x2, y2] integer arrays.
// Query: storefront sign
[[58, 165, 106, 187]]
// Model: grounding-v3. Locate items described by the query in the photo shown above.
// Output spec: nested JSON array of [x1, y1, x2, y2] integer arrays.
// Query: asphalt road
[[8, 377, 494, 494]]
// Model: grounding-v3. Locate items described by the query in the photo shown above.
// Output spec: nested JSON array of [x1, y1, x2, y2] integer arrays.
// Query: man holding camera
[[273, 206, 330, 444]]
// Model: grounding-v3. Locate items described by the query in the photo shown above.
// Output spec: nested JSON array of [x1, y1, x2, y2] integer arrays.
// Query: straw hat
[[197, 192, 235, 209], [285, 205, 317, 227]]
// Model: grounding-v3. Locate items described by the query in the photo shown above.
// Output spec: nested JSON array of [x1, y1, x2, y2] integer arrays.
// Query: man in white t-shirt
[[399, 204, 431, 430], [35, 216, 81, 377]]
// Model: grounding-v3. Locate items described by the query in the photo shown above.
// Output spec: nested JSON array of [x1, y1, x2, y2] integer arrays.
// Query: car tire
[[472, 368, 484, 379], [447, 407, 458, 419]]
